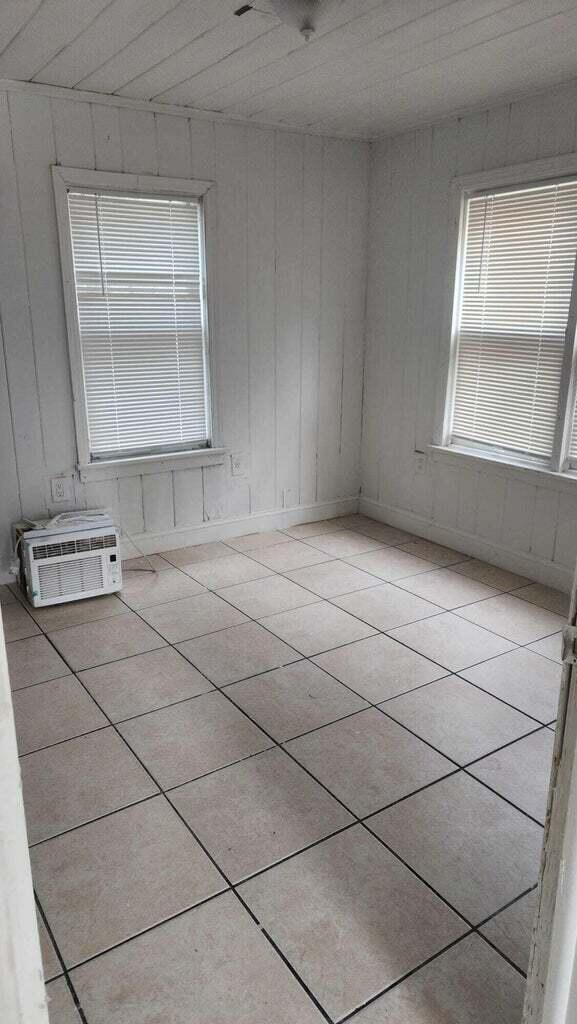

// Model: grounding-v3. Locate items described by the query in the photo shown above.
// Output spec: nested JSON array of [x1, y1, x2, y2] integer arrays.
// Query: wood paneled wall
[[0, 87, 369, 571], [361, 82, 577, 591]]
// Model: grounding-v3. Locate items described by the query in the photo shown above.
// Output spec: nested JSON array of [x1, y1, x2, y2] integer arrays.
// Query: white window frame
[[53, 165, 224, 480], [434, 151, 577, 483]]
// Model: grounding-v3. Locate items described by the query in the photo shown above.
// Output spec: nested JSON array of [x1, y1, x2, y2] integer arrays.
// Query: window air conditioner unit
[[14, 512, 122, 608]]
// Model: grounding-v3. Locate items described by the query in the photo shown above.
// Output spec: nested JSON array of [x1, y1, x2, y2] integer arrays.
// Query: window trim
[[435, 151, 577, 480], [52, 165, 217, 471]]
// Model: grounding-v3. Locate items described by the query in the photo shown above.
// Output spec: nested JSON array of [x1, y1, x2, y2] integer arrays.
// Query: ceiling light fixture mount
[[234, 0, 321, 41]]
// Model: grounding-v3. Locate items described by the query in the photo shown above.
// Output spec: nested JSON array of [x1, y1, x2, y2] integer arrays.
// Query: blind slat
[[451, 180, 577, 460], [67, 190, 209, 459]]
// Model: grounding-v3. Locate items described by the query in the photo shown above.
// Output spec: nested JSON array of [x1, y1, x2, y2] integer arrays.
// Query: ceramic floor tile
[[455, 593, 566, 644], [528, 632, 562, 663], [32, 797, 225, 967], [46, 977, 81, 1023], [383, 675, 536, 765], [12, 674, 107, 754], [160, 541, 232, 566], [122, 553, 172, 572], [260, 601, 376, 656], [395, 567, 500, 608], [176, 621, 301, 686], [460, 648, 561, 723], [346, 547, 438, 581], [480, 888, 538, 973], [313, 634, 447, 703], [2, 601, 41, 641], [369, 773, 543, 923], [332, 582, 443, 631], [353, 934, 525, 1024], [119, 567, 205, 609], [353, 521, 416, 545], [226, 660, 368, 742], [332, 514, 379, 530], [138, 592, 247, 644], [226, 530, 293, 552], [286, 708, 453, 816], [7, 635, 69, 690], [27, 594, 126, 632], [389, 612, 515, 672], [181, 552, 273, 588], [79, 647, 214, 722], [48, 611, 166, 671], [70, 892, 325, 1024], [304, 529, 385, 558], [452, 559, 531, 591], [285, 558, 382, 598], [21, 728, 158, 844], [118, 690, 271, 789], [513, 582, 570, 617], [239, 826, 466, 1021], [38, 912, 62, 981], [283, 519, 345, 539], [216, 574, 319, 618], [398, 539, 470, 566], [248, 539, 332, 572], [0, 582, 17, 604], [469, 729, 554, 823], [169, 747, 353, 882]]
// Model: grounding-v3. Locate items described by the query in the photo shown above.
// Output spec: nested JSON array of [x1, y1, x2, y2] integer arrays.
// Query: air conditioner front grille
[[32, 533, 116, 560], [37, 555, 104, 600]]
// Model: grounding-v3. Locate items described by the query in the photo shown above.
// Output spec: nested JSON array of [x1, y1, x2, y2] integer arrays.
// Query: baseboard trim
[[120, 497, 360, 559], [0, 497, 359, 584], [360, 496, 573, 593]]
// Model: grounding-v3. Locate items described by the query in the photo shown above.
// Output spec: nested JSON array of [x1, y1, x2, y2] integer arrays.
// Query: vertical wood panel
[[51, 98, 94, 167], [119, 107, 158, 174], [91, 103, 122, 171], [299, 134, 323, 505], [555, 492, 577, 568], [173, 468, 204, 527], [156, 113, 191, 178], [501, 479, 537, 554], [532, 487, 560, 563], [0, 321, 22, 566], [9, 91, 78, 485], [339, 140, 369, 499], [118, 477, 144, 535], [0, 92, 45, 515], [213, 122, 250, 517], [142, 473, 174, 533], [190, 118, 216, 180], [317, 138, 348, 501], [246, 127, 276, 513], [275, 131, 304, 508]]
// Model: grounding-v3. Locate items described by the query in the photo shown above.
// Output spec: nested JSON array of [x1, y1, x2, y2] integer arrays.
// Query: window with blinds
[[449, 178, 577, 466], [66, 189, 210, 461]]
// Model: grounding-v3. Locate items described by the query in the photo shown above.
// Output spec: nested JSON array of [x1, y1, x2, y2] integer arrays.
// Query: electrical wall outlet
[[283, 487, 299, 509], [50, 476, 75, 503], [414, 452, 427, 475]]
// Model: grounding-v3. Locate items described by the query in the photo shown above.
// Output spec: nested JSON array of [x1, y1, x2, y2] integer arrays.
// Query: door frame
[[0, 607, 49, 1024], [524, 570, 577, 1022]]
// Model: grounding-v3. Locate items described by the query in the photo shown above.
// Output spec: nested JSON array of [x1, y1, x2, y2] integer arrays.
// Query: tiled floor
[[3, 515, 566, 1023]]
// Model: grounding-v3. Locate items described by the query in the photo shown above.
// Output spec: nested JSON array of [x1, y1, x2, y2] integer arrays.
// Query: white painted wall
[[0, 86, 369, 574], [361, 82, 577, 592]]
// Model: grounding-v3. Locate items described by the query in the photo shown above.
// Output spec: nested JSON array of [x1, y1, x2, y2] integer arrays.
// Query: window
[[54, 169, 212, 466], [446, 175, 577, 474]]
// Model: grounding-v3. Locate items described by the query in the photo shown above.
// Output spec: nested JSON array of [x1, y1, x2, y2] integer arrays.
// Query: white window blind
[[67, 190, 210, 461], [451, 179, 577, 461]]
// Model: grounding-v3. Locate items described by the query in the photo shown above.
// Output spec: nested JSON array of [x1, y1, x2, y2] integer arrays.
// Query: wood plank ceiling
[[2, 0, 577, 138]]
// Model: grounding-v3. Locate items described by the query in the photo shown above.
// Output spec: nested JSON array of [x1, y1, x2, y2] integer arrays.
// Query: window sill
[[78, 448, 227, 483], [428, 444, 577, 493]]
